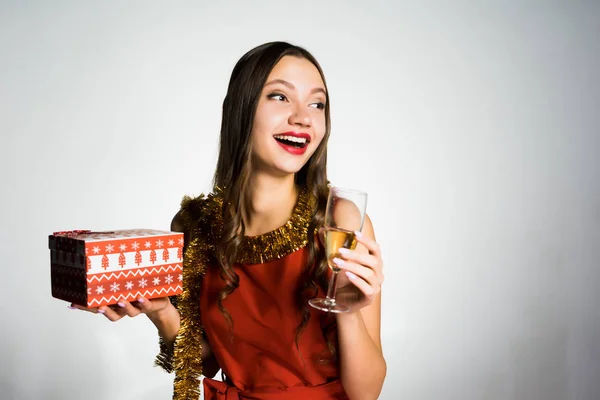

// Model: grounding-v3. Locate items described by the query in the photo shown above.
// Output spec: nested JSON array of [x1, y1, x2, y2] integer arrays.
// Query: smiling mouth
[[273, 134, 310, 148]]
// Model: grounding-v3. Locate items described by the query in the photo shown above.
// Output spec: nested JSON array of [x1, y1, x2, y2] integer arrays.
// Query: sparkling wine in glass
[[309, 187, 367, 313]]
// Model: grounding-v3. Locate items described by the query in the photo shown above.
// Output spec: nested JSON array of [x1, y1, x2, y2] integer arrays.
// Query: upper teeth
[[274, 135, 307, 144]]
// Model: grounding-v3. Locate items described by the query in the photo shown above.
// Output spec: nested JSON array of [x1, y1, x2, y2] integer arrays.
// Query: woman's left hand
[[333, 231, 384, 312]]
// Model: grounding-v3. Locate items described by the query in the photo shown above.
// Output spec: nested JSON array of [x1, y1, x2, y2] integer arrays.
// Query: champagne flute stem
[[325, 268, 340, 301]]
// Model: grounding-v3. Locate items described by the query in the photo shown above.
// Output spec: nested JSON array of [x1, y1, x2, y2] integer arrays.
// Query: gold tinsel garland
[[237, 187, 314, 264], [155, 188, 315, 399]]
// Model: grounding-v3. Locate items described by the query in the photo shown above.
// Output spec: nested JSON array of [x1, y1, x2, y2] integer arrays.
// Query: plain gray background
[[1, 1, 599, 399]]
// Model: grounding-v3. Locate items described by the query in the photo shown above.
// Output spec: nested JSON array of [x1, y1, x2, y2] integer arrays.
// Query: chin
[[254, 147, 316, 177], [274, 164, 305, 176]]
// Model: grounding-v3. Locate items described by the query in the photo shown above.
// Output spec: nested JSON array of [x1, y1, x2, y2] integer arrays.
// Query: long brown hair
[[212, 41, 335, 358]]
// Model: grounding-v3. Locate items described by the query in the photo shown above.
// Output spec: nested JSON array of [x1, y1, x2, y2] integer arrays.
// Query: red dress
[[201, 247, 347, 399], [157, 188, 347, 399]]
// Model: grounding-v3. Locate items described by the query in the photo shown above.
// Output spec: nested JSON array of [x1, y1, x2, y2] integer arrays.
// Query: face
[[250, 55, 327, 177]]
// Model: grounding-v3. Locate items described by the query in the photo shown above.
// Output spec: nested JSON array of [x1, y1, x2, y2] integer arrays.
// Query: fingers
[[132, 297, 153, 313], [101, 305, 126, 321], [354, 231, 382, 258], [68, 303, 119, 320], [333, 235, 385, 299], [338, 247, 378, 272], [343, 267, 378, 298], [69, 298, 150, 322], [333, 258, 381, 296], [338, 247, 384, 285], [117, 300, 144, 317]]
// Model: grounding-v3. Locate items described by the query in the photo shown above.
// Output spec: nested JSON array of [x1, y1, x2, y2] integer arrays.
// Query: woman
[[74, 41, 386, 399]]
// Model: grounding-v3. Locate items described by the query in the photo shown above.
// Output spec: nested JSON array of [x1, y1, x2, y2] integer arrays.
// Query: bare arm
[[84, 210, 220, 377], [336, 215, 387, 399]]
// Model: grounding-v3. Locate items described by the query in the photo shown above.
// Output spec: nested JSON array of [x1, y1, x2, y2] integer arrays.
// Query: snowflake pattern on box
[[49, 229, 184, 307]]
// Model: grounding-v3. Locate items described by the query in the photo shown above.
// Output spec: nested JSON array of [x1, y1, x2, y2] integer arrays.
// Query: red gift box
[[49, 229, 183, 307]]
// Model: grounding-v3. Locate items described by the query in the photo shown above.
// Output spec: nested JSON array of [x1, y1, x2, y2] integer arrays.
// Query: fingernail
[[346, 271, 358, 280], [137, 298, 145, 303], [117, 302, 126, 308], [333, 257, 345, 266], [354, 231, 363, 238], [97, 308, 105, 314], [338, 248, 350, 255]]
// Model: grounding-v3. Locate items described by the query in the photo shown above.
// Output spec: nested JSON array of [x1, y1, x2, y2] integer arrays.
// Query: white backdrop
[[1, 1, 599, 399]]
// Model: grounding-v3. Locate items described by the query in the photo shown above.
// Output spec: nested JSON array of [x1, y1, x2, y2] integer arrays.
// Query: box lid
[[48, 229, 183, 254]]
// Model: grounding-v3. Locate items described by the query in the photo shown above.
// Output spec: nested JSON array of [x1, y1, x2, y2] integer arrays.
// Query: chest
[[199, 248, 328, 336]]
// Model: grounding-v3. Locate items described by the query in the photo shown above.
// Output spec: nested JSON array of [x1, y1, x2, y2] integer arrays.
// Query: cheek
[[253, 104, 285, 137], [312, 113, 327, 143], [251, 116, 273, 146], [309, 132, 327, 157]]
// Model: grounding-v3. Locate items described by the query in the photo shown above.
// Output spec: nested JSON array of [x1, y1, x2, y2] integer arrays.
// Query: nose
[[289, 103, 312, 127]]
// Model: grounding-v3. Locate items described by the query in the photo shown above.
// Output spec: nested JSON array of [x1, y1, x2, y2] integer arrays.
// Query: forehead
[[267, 56, 325, 89]]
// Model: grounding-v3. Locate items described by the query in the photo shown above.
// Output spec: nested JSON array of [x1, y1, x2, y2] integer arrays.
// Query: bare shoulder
[[331, 198, 364, 231], [331, 198, 377, 243], [362, 213, 377, 241], [354, 213, 378, 258]]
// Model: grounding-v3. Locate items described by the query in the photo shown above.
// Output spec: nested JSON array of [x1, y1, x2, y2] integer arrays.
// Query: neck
[[243, 172, 298, 236]]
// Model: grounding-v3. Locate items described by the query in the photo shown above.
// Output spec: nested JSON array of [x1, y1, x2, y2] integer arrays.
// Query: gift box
[[49, 229, 184, 307]]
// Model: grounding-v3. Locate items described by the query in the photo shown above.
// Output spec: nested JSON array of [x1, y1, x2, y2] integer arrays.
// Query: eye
[[267, 93, 287, 101], [309, 102, 326, 110]]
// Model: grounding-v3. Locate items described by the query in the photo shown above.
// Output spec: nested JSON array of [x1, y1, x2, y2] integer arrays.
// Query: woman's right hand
[[70, 296, 172, 322]]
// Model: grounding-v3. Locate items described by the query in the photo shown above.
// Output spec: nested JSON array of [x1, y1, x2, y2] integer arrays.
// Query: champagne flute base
[[308, 298, 350, 313]]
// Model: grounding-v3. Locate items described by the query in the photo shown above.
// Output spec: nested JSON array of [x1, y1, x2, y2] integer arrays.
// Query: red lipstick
[[273, 132, 311, 155], [277, 132, 311, 142]]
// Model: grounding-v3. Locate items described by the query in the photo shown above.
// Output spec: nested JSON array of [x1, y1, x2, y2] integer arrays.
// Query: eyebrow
[[264, 78, 326, 95]]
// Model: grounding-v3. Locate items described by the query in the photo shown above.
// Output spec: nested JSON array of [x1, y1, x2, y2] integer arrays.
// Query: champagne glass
[[309, 187, 367, 313]]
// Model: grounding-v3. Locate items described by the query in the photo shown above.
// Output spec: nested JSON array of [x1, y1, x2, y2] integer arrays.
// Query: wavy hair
[[212, 41, 336, 360]]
